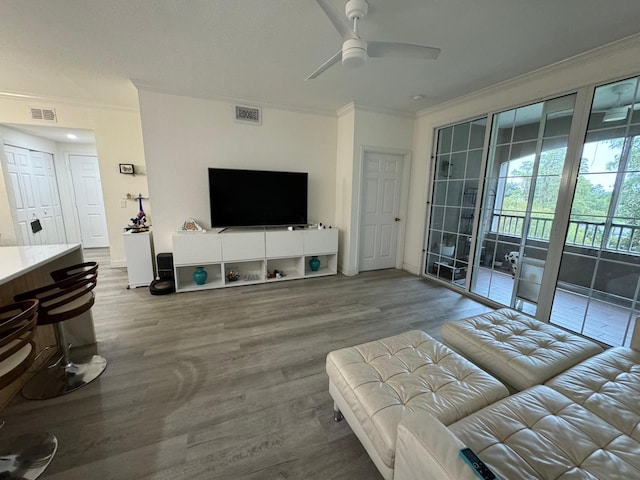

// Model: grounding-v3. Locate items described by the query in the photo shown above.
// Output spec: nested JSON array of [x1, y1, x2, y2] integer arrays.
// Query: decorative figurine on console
[[177, 217, 204, 232], [128, 194, 149, 232]]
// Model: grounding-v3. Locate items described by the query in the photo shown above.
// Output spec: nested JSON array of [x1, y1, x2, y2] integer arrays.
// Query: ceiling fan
[[600, 83, 638, 122], [306, 0, 441, 80]]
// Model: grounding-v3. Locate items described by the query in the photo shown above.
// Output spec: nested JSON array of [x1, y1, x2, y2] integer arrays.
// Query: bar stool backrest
[[50, 262, 98, 283], [0, 299, 39, 390], [14, 271, 98, 326]]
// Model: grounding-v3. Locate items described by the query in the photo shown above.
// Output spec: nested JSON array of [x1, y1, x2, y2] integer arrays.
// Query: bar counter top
[[0, 244, 81, 286]]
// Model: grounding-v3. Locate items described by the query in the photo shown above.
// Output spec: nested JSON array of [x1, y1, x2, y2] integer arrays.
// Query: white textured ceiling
[[2, 1, 640, 114]]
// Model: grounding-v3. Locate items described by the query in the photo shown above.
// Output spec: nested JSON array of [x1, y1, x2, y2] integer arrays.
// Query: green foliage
[[492, 135, 640, 251], [607, 136, 640, 227]]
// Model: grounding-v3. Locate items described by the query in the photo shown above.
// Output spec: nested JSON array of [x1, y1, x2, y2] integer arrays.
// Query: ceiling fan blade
[[314, 0, 358, 40], [368, 41, 441, 60], [306, 49, 343, 80]]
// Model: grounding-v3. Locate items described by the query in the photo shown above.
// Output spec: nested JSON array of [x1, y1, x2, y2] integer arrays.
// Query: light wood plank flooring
[[2, 249, 493, 480]]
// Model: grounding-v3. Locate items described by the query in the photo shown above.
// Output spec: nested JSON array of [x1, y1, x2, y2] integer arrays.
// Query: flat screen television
[[208, 168, 308, 227]]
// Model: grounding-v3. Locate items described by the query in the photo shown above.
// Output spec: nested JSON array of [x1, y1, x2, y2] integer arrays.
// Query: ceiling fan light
[[603, 105, 629, 122], [342, 38, 367, 68]]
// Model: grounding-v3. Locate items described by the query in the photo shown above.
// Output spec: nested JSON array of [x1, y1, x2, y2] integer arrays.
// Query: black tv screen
[[209, 168, 308, 227]]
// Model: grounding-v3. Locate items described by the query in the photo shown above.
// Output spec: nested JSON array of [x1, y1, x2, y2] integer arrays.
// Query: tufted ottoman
[[326, 330, 509, 480], [441, 308, 604, 391]]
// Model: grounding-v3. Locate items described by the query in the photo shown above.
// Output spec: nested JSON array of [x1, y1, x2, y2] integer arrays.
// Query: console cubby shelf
[[223, 260, 265, 287], [172, 228, 338, 292], [304, 254, 337, 277], [266, 256, 304, 282], [175, 263, 224, 291]]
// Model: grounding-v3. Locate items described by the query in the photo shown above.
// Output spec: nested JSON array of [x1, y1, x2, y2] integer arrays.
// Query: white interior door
[[69, 155, 109, 248], [2, 145, 66, 245], [31, 151, 66, 244], [359, 151, 404, 271]]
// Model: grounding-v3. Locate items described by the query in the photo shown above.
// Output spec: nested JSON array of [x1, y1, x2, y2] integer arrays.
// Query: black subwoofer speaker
[[150, 253, 175, 295]]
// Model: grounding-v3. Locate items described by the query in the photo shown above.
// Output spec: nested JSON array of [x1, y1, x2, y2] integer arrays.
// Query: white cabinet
[[172, 228, 338, 292], [303, 229, 338, 254], [303, 229, 338, 277], [172, 232, 224, 291], [221, 231, 265, 261], [266, 231, 303, 257], [123, 231, 155, 288], [173, 234, 222, 264]]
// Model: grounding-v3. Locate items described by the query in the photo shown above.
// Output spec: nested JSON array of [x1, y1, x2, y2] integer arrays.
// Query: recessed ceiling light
[[412, 95, 425, 101], [66, 133, 78, 140]]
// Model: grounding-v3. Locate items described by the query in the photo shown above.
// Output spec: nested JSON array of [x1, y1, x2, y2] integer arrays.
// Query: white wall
[[335, 105, 356, 273], [0, 95, 148, 264], [339, 106, 414, 275], [137, 90, 338, 254], [406, 36, 640, 275]]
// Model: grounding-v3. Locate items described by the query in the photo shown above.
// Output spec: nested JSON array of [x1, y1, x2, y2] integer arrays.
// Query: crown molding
[[133, 80, 338, 118], [336, 101, 414, 119], [336, 102, 355, 117], [0, 89, 139, 113], [352, 103, 415, 119], [134, 81, 416, 119], [416, 33, 640, 119]]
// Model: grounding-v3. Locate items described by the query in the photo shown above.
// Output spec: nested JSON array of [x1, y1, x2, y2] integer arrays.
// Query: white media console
[[172, 228, 338, 292]]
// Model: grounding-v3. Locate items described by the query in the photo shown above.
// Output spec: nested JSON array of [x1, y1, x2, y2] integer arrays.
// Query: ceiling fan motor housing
[[342, 38, 367, 68], [345, 0, 368, 20]]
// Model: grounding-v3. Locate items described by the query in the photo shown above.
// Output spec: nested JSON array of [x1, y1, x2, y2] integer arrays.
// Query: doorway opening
[[0, 124, 108, 248]]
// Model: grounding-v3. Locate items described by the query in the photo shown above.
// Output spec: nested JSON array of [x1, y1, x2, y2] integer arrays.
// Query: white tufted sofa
[[327, 313, 640, 479], [326, 330, 509, 480], [392, 316, 640, 480]]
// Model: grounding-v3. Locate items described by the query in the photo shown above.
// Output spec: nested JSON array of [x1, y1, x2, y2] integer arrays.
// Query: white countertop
[[0, 244, 81, 285]]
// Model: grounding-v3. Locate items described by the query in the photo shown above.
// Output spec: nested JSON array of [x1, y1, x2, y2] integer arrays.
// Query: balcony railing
[[491, 213, 640, 253]]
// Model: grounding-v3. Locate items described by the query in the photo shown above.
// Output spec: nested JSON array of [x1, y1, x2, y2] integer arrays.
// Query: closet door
[[2, 145, 67, 245]]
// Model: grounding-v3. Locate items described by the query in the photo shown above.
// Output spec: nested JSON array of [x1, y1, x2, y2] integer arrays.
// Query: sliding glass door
[[550, 78, 640, 346], [425, 77, 640, 346], [469, 95, 577, 317]]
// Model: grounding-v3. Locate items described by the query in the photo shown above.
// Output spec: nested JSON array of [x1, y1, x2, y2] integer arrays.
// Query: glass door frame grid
[[548, 80, 640, 345], [423, 88, 598, 317], [423, 78, 640, 338], [423, 114, 491, 289]]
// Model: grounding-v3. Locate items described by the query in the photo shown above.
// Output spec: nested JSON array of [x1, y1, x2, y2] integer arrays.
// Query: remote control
[[459, 448, 498, 480]]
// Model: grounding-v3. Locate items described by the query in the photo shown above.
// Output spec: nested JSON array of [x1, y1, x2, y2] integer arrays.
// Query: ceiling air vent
[[235, 105, 261, 125], [30, 107, 57, 122]]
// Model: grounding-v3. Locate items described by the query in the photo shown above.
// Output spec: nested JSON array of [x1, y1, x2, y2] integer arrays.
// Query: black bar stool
[[14, 267, 107, 400], [0, 299, 57, 478]]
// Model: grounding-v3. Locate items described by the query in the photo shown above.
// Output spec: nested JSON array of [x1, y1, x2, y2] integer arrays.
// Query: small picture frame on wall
[[119, 163, 134, 175]]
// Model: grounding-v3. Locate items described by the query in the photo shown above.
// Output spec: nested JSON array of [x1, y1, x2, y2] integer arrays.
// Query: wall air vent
[[30, 107, 57, 122], [235, 105, 261, 125]]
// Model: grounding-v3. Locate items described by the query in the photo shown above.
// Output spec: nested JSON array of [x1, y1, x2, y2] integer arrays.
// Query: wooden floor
[[2, 248, 494, 480]]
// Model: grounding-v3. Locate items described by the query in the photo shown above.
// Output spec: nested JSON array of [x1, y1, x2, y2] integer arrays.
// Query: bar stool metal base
[[0, 432, 57, 479], [22, 355, 107, 400]]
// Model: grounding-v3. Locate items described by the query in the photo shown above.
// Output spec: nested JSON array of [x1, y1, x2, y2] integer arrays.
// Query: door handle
[[395, 217, 401, 222]]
